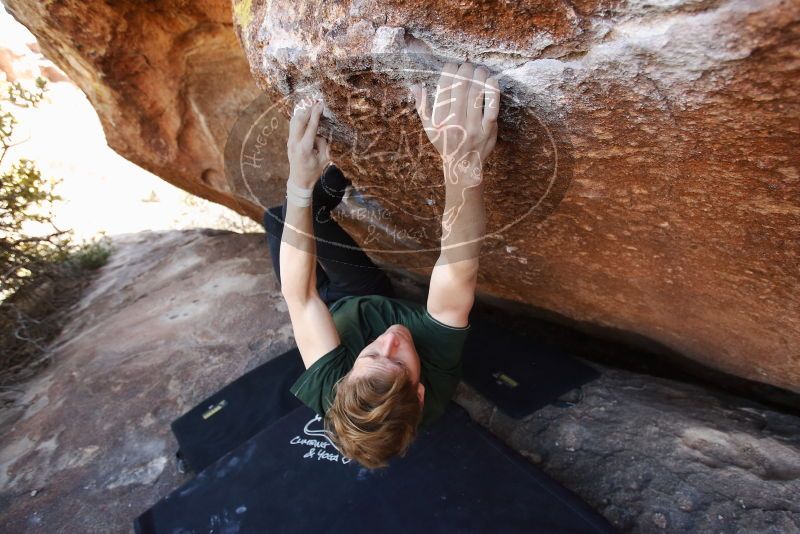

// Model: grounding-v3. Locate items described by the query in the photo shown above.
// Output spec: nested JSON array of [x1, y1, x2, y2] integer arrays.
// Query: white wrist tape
[[286, 179, 313, 207], [287, 179, 313, 197], [286, 190, 312, 207]]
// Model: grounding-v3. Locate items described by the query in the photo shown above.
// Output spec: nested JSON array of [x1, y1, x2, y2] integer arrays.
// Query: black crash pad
[[170, 348, 305, 473], [172, 313, 601, 475], [462, 315, 600, 418], [136, 405, 615, 534]]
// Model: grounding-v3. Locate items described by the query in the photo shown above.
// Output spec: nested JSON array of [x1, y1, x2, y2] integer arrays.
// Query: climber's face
[[349, 325, 424, 401]]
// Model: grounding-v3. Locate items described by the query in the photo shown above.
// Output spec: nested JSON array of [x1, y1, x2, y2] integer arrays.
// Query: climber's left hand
[[411, 62, 500, 177]]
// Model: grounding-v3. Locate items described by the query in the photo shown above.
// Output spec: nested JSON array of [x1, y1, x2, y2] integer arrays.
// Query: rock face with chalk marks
[[5, 0, 800, 392], [232, 0, 800, 393]]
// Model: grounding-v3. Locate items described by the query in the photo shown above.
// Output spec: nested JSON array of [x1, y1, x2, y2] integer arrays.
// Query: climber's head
[[324, 324, 425, 469]]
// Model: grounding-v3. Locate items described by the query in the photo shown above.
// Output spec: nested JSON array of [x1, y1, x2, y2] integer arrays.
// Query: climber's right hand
[[287, 98, 330, 189]]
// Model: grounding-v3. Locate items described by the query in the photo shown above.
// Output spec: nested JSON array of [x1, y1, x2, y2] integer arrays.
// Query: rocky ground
[[0, 230, 292, 532], [458, 378, 800, 533], [0, 229, 798, 533]]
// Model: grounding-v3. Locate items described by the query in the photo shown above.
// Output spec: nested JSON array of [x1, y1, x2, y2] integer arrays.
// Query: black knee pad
[[314, 164, 351, 212]]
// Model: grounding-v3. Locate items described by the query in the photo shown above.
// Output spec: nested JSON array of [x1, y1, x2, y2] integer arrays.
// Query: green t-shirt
[[289, 294, 471, 428]]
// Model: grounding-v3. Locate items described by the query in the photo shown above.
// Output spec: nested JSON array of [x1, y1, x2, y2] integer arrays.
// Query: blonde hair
[[325, 368, 422, 469]]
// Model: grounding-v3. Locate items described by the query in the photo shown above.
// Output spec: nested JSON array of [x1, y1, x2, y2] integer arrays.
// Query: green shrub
[[0, 78, 113, 390], [68, 234, 113, 271]]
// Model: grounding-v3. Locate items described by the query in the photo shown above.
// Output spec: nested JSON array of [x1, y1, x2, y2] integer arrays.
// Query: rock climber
[[263, 61, 499, 468]]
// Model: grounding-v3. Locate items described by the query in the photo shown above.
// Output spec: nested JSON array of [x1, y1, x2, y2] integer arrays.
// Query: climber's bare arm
[[281, 99, 341, 368], [411, 62, 499, 328]]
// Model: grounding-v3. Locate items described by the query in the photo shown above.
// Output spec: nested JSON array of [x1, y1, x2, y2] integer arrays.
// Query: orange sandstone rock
[[234, 0, 800, 392]]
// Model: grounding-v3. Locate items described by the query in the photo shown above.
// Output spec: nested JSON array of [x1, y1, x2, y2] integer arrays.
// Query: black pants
[[263, 165, 395, 306]]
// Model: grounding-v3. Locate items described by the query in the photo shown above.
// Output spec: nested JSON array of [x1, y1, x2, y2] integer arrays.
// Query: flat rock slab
[[456, 375, 800, 533], [0, 229, 292, 532]]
